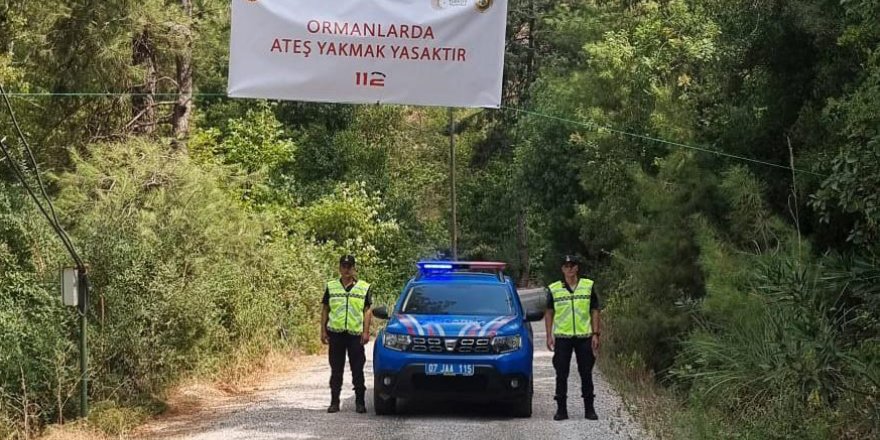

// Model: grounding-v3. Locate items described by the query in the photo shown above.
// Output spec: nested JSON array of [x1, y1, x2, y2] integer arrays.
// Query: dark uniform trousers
[[553, 336, 595, 399], [328, 332, 366, 396]]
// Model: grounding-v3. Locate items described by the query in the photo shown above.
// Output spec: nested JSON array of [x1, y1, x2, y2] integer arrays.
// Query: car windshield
[[401, 284, 513, 315]]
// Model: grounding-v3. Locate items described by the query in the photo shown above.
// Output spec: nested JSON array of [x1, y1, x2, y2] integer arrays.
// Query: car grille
[[410, 337, 493, 354]]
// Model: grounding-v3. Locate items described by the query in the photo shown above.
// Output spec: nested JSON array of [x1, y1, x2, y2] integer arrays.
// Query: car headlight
[[383, 333, 412, 351], [492, 335, 521, 353]]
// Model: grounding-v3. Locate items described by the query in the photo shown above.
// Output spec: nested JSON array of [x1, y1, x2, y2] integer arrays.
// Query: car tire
[[374, 394, 396, 415], [374, 377, 397, 415], [512, 382, 533, 418]]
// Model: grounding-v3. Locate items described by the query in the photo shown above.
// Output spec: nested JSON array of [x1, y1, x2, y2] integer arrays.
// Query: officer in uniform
[[321, 255, 372, 413], [544, 254, 602, 421]]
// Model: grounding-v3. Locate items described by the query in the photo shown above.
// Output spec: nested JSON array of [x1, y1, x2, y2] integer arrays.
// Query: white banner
[[228, 0, 508, 108]]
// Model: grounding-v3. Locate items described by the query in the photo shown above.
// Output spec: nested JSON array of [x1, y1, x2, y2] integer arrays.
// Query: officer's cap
[[339, 254, 356, 266], [562, 254, 581, 266]]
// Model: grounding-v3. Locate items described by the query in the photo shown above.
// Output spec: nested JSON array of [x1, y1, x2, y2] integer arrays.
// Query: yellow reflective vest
[[327, 279, 370, 334], [549, 278, 594, 337]]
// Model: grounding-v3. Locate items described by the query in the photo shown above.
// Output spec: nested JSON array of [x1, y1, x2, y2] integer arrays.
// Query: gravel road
[[143, 289, 650, 440]]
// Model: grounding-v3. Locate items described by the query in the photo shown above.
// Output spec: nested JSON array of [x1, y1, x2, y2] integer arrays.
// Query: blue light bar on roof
[[416, 261, 507, 272], [416, 260, 508, 281], [420, 263, 454, 270]]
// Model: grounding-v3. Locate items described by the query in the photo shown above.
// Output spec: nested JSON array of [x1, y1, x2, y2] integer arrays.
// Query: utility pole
[[78, 270, 89, 417], [448, 107, 458, 260], [60, 266, 89, 418]]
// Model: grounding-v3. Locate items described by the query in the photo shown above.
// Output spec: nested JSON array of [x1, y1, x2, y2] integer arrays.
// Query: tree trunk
[[131, 28, 157, 135], [524, 0, 536, 99], [516, 207, 530, 287], [171, 0, 194, 150]]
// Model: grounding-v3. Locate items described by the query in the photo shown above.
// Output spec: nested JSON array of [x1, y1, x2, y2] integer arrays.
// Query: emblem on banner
[[432, 0, 468, 10], [475, 0, 493, 12]]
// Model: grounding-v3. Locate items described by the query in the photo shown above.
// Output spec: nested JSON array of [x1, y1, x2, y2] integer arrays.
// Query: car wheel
[[512, 382, 533, 418], [374, 394, 396, 415], [374, 376, 397, 415]]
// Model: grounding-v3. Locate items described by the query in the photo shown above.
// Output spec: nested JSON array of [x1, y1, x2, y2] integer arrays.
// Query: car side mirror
[[525, 309, 544, 322], [372, 306, 390, 320]]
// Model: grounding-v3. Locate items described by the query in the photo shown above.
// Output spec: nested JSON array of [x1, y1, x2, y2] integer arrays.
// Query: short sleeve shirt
[[546, 279, 602, 311], [322, 279, 373, 310]]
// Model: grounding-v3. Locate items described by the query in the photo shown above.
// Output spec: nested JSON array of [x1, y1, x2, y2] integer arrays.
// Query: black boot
[[355, 392, 367, 413], [584, 395, 598, 420], [327, 394, 340, 413], [553, 397, 569, 421]]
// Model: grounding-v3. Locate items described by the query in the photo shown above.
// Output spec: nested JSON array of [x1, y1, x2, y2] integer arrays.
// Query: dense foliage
[[1, 1, 877, 438], [502, 1, 879, 438]]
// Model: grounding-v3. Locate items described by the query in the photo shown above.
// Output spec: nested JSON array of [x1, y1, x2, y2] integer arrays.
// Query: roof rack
[[415, 260, 508, 282]]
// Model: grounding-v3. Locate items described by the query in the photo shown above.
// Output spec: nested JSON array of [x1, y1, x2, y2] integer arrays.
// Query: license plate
[[424, 363, 475, 376]]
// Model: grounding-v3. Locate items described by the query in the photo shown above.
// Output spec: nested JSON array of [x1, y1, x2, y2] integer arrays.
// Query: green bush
[[605, 164, 879, 439], [52, 139, 327, 396], [672, 226, 878, 438], [0, 139, 329, 435], [298, 181, 421, 305], [0, 183, 75, 433], [673, 260, 869, 438], [87, 400, 149, 436]]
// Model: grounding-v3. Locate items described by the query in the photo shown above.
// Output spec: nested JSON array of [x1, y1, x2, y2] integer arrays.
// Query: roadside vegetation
[[1, 1, 877, 438]]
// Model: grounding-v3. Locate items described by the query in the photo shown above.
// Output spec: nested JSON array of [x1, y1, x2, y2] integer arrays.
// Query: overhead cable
[[1, 90, 826, 176]]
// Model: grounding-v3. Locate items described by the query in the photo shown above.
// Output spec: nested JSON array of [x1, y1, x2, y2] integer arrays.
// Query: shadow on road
[[392, 397, 520, 419]]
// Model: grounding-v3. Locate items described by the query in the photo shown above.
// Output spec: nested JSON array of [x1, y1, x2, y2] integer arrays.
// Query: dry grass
[[213, 348, 307, 394], [38, 421, 110, 440], [598, 356, 682, 440], [131, 349, 308, 439], [35, 349, 308, 440]]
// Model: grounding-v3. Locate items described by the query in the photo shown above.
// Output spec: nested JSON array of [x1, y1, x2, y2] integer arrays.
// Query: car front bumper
[[374, 363, 531, 402]]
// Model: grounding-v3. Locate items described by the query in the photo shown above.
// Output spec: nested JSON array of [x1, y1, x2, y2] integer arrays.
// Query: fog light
[[383, 377, 393, 386], [510, 379, 520, 389]]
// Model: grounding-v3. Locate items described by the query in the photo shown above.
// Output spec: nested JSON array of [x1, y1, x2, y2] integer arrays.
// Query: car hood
[[387, 313, 520, 338]]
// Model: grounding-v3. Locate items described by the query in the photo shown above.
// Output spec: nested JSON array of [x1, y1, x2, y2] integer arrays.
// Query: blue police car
[[371, 261, 544, 417]]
